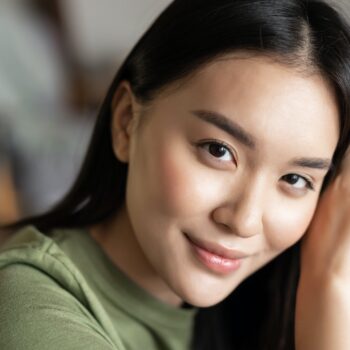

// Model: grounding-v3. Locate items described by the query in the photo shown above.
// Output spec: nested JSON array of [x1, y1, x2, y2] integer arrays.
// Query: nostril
[[219, 222, 232, 232]]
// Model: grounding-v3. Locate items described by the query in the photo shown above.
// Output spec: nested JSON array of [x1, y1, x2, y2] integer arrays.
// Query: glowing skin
[[90, 55, 339, 308]]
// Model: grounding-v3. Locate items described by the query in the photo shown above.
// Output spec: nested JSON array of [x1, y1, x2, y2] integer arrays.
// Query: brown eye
[[201, 141, 234, 162], [281, 174, 314, 190], [284, 174, 300, 185], [208, 144, 227, 158]]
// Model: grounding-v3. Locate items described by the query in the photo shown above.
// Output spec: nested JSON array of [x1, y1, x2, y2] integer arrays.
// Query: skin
[[90, 55, 339, 308], [295, 148, 350, 350]]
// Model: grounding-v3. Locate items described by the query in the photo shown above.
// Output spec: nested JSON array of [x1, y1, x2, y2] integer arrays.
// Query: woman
[[1, 0, 350, 349]]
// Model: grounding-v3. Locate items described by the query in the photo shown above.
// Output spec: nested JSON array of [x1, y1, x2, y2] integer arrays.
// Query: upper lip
[[185, 233, 250, 260]]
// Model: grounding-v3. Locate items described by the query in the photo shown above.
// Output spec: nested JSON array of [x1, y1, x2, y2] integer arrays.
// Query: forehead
[[155, 55, 339, 157]]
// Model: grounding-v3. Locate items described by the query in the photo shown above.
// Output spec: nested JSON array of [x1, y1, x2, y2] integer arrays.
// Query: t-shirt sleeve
[[0, 264, 119, 350]]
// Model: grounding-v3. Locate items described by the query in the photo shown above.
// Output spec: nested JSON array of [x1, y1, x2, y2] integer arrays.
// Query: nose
[[212, 177, 265, 238]]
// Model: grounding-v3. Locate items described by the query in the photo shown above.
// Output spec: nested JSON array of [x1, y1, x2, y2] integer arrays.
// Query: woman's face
[[113, 55, 339, 307]]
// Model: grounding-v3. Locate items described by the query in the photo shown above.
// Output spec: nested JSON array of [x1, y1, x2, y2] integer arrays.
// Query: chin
[[183, 291, 231, 308], [176, 279, 240, 308]]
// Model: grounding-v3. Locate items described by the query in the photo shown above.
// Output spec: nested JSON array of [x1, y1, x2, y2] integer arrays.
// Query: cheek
[[131, 129, 224, 221], [154, 145, 221, 217], [266, 199, 318, 250]]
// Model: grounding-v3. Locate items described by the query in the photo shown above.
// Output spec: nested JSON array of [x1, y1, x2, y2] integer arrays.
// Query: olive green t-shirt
[[0, 226, 197, 350]]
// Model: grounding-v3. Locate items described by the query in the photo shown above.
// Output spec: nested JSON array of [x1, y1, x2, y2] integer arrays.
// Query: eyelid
[[196, 138, 237, 164], [282, 174, 315, 192], [296, 175, 315, 191]]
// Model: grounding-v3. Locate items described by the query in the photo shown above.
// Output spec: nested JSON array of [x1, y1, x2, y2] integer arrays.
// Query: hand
[[300, 148, 350, 284], [295, 148, 350, 350]]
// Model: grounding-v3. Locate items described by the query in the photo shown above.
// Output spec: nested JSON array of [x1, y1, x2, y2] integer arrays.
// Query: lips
[[185, 233, 248, 274], [185, 234, 250, 260]]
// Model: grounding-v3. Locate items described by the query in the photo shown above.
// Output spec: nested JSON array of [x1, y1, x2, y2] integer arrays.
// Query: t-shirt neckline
[[69, 228, 198, 331]]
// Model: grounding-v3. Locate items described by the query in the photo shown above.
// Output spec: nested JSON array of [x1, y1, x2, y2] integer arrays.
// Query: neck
[[89, 204, 183, 307]]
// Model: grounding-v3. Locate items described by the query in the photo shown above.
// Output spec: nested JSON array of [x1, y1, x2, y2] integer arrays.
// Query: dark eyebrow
[[190, 109, 256, 149], [289, 157, 333, 171], [191, 109, 333, 172]]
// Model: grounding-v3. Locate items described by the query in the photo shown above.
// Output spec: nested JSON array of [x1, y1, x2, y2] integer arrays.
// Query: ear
[[111, 81, 138, 163]]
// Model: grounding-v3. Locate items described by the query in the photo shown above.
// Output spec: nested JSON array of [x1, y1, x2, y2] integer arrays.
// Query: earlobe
[[111, 81, 137, 163]]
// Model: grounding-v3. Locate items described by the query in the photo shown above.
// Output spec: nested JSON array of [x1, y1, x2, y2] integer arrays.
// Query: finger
[[340, 145, 350, 172]]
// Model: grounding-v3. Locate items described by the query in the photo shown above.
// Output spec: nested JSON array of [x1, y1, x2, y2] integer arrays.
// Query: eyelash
[[281, 174, 315, 191], [196, 139, 236, 163], [196, 140, 315, 191]]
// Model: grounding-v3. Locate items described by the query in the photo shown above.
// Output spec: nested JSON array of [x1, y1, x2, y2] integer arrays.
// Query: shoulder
[[0, 226, 123, 350], [0, 226, 86, 297]]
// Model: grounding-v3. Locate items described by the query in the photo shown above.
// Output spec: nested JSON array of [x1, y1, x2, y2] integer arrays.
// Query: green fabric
[[0, 226, 197, 350]]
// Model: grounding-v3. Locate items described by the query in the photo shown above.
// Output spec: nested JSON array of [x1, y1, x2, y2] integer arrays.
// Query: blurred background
[[0, 0, 140, 235], [0, 0, 349, 237]]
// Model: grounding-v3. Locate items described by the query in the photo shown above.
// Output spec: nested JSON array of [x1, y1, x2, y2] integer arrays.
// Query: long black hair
[[6, 1, 350, 349]]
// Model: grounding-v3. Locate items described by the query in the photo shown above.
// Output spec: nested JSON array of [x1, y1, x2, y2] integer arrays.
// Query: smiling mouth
[[184, 233, 245, 275]]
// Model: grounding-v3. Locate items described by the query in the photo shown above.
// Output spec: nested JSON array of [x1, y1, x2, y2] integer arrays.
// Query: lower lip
[[186, 236, 243, 275]]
